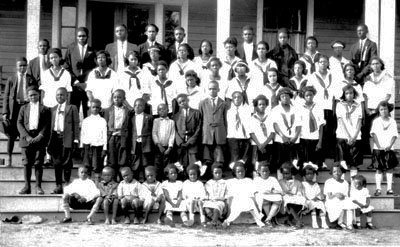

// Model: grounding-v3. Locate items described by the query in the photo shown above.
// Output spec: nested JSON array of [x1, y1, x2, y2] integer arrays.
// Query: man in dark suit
[[47, 87, 80, 194], [166, 27, 186, 64], [26, 39, 51, 86], [237, 25, 257, 63], [2, 57, 36, 167], [17, 86, 51, 194], [105, 24, 138, 72], [138, 24, 166, 65], [350, 24, 378, 85], [64, 27, 97, 118]]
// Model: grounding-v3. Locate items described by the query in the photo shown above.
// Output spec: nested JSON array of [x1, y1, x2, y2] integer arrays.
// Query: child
[[86, 50, 118, 109], [220, 37, 241, 81], [193, 39, 214, 71], [40, 48, 72, 108], [335, 63, 365, 105], [80, 99, 107, 182], [351, 174, 375, 229], [287, 60, 308, 105], [152, 103, 175, 179], [17, 86, 51, 194], [169, 43, 197, 90], [203, 162, 228, 226], [162, 164, 190, 227], [238, 25, 257, 63], [201, 57, 228, 100], [370, 101, 399, 196], [140, 166, 165, 224], [301, 164, 328, 229], [260, 68, 281, 108], [48, 87, 80, 194], [104, 90, 130, 171], [298, 86, 325, 169], [87, 166, 119, 224], [167, 26, 186, 63], [278, 162, 306, 229], [336, 85, 363, 175], [324, 163, 356, 230], [249, 41, 277, 85], [222, 162, 264, 228], [182, 165, 207, 226], [117, 167, 143, 224], [179, 70, 204, 110], [300, 36, 320, 75], [61, 165, 100, 223], [249, 95, 275, 174], [253, 162, 283, 227]]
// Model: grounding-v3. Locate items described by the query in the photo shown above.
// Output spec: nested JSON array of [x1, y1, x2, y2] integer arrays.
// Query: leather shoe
[[36, 187, 44, 195], [19, 186, 31, 194], [51, 186, 63, 194], [61, 217, 72, 223]]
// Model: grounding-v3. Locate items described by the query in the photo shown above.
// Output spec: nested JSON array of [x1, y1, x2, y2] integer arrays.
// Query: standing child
[[141, 46, 161, 79], [201, 57, 228, 100], [222, 162, 264, 228], [300, 36, 320, 76], [220, 37, 241, 81], [179, 70, 204, 110], [370, 101, 399, 196], [118, 167, 143, 224], [351, 174, 375, 229], [87, 167, 119, 224], [193, 39, 214, 73], [140, 166, 165, 224], [61, 165, 100, 223], [260, 68, 281, 108], [302, 164, 329, 229], [287, 60, 308, 105], [249, 41, 277, 86], [80, 99, 107, 182], [237, 25, 257, 63], [169, 43, 197, 90], [253, 162, 283, 227]]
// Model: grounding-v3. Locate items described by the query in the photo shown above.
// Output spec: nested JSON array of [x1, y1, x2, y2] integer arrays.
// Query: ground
[[1, 221, 399, 246]]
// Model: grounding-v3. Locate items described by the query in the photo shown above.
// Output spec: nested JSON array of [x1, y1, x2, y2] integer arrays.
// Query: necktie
[[235, 107, 246, 137], [41, 55, 46, 71], [17, 74, 25, 101], [81, 45, 85, 60], [211, 98, 216, 110]]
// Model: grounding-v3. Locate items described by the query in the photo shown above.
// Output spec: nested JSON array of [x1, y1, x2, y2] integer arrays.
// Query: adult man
[[138, 24, 166, 65], [26, 39, 51, 85], [237, 25, 257, 63]]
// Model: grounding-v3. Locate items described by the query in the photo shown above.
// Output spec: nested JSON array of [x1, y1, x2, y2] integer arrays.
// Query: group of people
[[2, 22, 398, 229]]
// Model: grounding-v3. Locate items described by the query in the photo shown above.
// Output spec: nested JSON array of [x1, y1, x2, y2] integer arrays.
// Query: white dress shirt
[[54, 102, 66, 132], [29, 102, 39, 130], [114, 105, 125, 130], [78, 43, 87, 60], [243, 42, 254, 62], [64, 178, 100, 202], [152, 117, 176, 147], [226, 104, 251, 139], [117, 40, 127, 72], [80, 114, 107, 150], [135, 113, 144, 142]]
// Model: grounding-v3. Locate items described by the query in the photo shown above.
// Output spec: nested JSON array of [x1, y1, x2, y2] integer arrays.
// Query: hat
[[331, 40, 345, 49], [233, 60, 250, 73], [148, 45, 160, 52], [276, 87, 294, 99]]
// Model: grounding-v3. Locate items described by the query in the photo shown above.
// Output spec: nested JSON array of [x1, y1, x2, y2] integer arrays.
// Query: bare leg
[[157, 197, 166, 223], [111, 198, 119, 224], [103, 198, 111, 224]]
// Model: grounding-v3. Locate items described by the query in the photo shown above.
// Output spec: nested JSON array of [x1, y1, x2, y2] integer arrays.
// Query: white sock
[[346, 210, 353, 227], [375, 173, 383, 190], [387, 173, 393, 191]]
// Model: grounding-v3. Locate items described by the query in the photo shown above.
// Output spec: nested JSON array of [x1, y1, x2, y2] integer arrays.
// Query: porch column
[[26, 0, 41, 60], [77, 0, 87, 28], [364, 0, 380, 47], [51, 0, 61, 48], [155, 3, 165, 44], [256, 0, 263, 43], [306, 0, 314, 37], [216, 0, 231, 58], [181, 0, 189, 43], [379, 0, 396, 76]]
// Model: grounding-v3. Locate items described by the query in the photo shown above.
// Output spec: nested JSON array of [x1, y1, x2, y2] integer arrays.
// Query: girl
[[169, 43, 197, 90], [179, 70, 204, 110], [222, 162, 264, 228], [200, 57, 228, 100], [220, 37, 241, 81], [299, 86, 325, 169], [140, 166, 165, 224], [278, 162, 306, 229], [40, 48, 72, 108], [193, 39, 214, 70], [259, 68, 281, 108], [86, 50, 118, 109], [162, 164, 190, 227], [253, 162, 283, 227], [299, 36, 320, 76], [249, 95, 275, 175], [287, 60, 308, 105], [204, 163, 228, 227], [329, 40, 350, 81], [350, 174, 375, 229], [182, 165, 207, 226], [268, 28, 298, 85], [142, 46, 161, 78], [370, 101, 399, 196], [324, 163, 355, 230], [335, 63, 365, 105], [335, 85, 363, 175], [302, 164, 329, 229], [249, 41, 277, 85]]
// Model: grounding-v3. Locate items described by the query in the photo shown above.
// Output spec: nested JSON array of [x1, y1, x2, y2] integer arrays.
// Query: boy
[[138, 24, 166, 65], [152, 103, 175, 180], [128, 98, 154, 180], [167, 26, 186, 63], [17, 86, 51, 194], [48, 87, 80, 194], [140, 166, 165, 224], [104, 89, 130, 171], [87, 166, 119, 224], [26, 39, 51, 85], [80, 99, 107, 182], [3, 57, 36, 166], [173, 94, 205, 175], [61, 165, 100, 223], [199, 81, 228, 173], [118, 167, 143, 224], [237, 25, 257, 63]]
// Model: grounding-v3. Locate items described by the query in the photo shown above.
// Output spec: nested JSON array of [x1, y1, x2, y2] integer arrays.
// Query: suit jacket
[[199, 97, 227, 145], [3, 74, 36, 117], [173, 108, 201, 152], [138, 41, 166, 65], [48, 104, 79, 151], [105, 41, 139, 71], [166, 43, 178, 64], [127, 112, 153, 153], [237, 42, 257, 63], [26, 56, 51, 85], [64, 43, 97, 83], [17, 103, 51, 148], [268, 44, 298, 85], [349, 39, 378, 81], [104, 106, 131, 148]]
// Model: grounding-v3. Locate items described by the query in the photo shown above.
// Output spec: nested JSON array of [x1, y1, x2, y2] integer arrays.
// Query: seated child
[[140, 166, 165, 224], [351, 174, 375, 229], [278, 162, 306, 229], [301, 164, 328, 229], [182, 165, 207, 226], [61, 165, 100, 223], [162, 164, 190, 227], [222, 162, 264, 228], [203, 162, 228, 226], [253, 162, 283, 227], [117, 167, 143, 224], [87, 167, 119, 224]]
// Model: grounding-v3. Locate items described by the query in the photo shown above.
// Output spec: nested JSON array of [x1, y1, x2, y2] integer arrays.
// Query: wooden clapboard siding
[[230, 0, 257, 39], [394, 4, 400, 77]]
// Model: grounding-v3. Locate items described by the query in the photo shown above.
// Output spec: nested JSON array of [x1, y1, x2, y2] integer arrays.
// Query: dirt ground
[[1, 221, 399, 247]]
